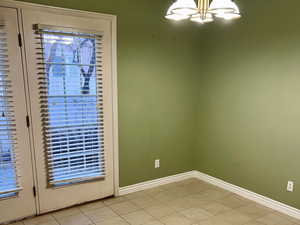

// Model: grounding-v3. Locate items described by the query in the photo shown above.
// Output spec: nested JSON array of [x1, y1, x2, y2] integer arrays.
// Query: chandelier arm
[[198, 0, 210, 19]]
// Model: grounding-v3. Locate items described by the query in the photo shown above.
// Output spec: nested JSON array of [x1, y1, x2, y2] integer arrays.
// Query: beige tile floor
[[11, 179, 300, 225]]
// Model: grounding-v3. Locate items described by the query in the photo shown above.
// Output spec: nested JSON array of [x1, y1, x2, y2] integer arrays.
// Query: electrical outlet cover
[[155, 159, 160, 168], [287, 181, 294, 192]]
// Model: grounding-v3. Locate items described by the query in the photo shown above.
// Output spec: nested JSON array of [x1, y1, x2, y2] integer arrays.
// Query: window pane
[[0, 24, 19, 196], [39, 30, 105, 185]]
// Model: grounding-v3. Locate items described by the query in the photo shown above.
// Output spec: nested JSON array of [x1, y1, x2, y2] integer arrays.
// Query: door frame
[[0, 6, 37, 223], [0, 0, 119, 214]]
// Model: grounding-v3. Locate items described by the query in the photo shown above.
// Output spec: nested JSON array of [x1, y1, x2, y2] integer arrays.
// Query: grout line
[[106, 206, 131, 225], [50, 214, 61, 225], [106, 197, 144, 222], [77, 207, 96, 225]]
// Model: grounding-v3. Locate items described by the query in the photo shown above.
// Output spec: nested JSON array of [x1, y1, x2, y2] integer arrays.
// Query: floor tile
[[180, 207, 213, 221], [83, 206, 119, 223], [197, 217, 233, 225], [201, 202, 232, 216], [256, 212, 294, 225], [193, 189, 230, 202], [25, 222, 57, 225], [144, 203, 176, 219], [151, 191, 176, 203], [56, 213, 92, 225], [273, 212, 300, 224], [216, 194, 252, 209], [181, 195, 210, 209], [236, 203, 273, 219], [129, 196, 157, 208], [177, 178, 200, 186], [51, 207, 81, 220], [103, 196, 129, 206], [125, 191, 148, 200], [164, 198, 195, 212], [23, 214, 57, 225], [244, 222, 267, 225], [9, 223, 24, 225], [143, 187, 165, 197], [94, 216, 129, 225], [122, 210, 155, 225], [166, 186, 191, 199], [180, 183, 211, 195], [159, 182, 180, 191], [79, 200, 105, 213], [214, 210, 252, 225], [110, 201, 141, 215], [160, 213, 195, 225], [141, 220, 164, 225]]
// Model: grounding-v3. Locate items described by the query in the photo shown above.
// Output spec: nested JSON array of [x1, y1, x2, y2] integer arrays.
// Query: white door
[[22, 9, 115, 213], [0, 7, 36, 223]]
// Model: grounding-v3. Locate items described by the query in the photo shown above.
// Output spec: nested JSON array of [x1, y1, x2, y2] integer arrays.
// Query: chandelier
[[165, 0, 241, 23]]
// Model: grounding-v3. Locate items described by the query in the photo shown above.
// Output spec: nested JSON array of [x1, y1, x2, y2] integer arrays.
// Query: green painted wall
[[195, 0, 300, 209], [17, 0, 200, 187]]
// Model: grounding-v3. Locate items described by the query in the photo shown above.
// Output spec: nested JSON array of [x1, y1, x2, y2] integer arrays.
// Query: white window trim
[[0, 0, 119, 197]]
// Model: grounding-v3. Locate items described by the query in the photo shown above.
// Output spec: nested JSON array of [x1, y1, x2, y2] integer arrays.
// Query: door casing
[[0, 6, 36, 223], [0, 0, 119, 219]]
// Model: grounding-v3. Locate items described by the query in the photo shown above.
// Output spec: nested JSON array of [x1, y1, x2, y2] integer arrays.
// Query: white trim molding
[[119, 170, 300, 220], [0, 0, 116, 20], [194, 171, 300, 220], [119, 171, 195, 196]]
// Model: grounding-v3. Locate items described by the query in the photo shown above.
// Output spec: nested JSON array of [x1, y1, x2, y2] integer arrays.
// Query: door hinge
[[26, 115, 30, 128], [18, 33, 22, 47], [33, 186, 36, 197]]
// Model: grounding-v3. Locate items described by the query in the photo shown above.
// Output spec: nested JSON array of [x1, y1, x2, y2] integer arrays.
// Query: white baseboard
[[194, 171, 300, 220], [119, 170, 300, 220], [119, 171, 195, 196]]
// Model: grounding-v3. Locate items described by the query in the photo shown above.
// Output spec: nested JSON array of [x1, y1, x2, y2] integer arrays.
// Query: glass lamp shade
[[209, 0, 239, 14], [170, 0, 198, 16], [165, 13, 190, 21], [190, 13, 214, 23], [215, 12, 241, 20], [165, 2, 190, 20]]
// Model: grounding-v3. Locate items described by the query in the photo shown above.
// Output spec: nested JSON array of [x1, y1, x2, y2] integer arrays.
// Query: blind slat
[[36, 26, 106, 186]]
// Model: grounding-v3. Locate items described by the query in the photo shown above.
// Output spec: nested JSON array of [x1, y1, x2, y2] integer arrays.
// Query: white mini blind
[[35, 25, 105, 186], [0, 23, 21, 195]]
